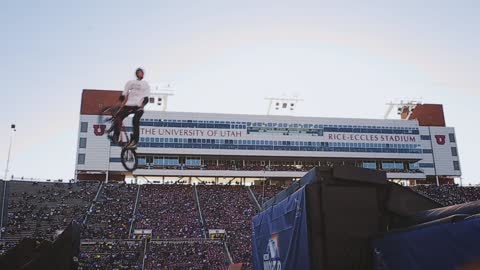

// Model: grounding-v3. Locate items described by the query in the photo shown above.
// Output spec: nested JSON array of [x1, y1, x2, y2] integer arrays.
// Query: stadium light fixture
[[4, 124, 16, 180]]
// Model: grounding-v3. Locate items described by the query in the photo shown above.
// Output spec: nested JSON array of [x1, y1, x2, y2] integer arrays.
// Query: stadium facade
[[75, 89, 461, 185]]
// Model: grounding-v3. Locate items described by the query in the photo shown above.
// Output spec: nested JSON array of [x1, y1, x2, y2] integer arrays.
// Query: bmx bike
[[100, 105, 138, 172]]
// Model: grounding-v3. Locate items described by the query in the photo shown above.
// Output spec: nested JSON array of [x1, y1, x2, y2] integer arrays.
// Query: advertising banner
[[252, 187, 310, 270]]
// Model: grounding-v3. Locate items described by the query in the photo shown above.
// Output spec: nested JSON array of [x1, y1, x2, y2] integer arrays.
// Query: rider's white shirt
[[122, 79, 151, 107]]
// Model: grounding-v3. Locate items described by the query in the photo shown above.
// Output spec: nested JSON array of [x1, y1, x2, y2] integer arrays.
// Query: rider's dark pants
[[114, 106, 144, 143]]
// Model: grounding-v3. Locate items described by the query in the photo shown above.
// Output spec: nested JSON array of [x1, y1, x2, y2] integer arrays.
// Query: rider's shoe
[[126, 140, 138, 149]]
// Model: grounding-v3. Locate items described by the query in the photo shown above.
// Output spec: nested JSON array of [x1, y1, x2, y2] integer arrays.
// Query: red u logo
[[93, 124, 106, 136], [435, 135, 446, 145]]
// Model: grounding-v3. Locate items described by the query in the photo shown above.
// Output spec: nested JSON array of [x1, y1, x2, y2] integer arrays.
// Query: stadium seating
[[411, 184, 480, 206], [78, 240, 143, 269], [134, 184, 203, 239], [0, 241, 16, 256], [250, 184, 285, 206], [4, 181, 98, 239], [5, 181, 478, 269], [83, 183, 138, 239], [197, 185, 256, 269], [145, 240, 227, 270]]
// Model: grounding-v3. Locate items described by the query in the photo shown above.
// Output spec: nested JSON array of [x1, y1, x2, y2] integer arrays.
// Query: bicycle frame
[[102, 105, 133, 147], [100, 105, 138, 171]]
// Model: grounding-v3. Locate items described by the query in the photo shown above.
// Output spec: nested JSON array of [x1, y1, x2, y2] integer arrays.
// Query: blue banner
[[373, 218, 480, 270], [252, 187, 310, 270]]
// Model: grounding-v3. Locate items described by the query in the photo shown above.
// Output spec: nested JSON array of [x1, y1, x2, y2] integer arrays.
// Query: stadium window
[[146, 156, 154, 164], [419, 163, 435, 168], [453, 161, 460, 171], [409, 162, 420, 169], [80, 122, 88, 133], [79, 138, 87, 148], [77, 154, 85, 165], [449, 133, 456, 143], [362, 162, 377, 169], [451, 147, 458, 156], [382, 162, 395, 169], [395, 162, 404, 170]]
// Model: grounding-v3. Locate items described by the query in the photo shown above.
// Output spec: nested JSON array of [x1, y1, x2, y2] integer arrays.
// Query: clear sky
[[1, 1, 479, 183]]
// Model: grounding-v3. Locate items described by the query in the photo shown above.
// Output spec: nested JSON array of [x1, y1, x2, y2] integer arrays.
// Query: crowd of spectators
[[0, 241, 17, 255], [5, 181, 98, 239], [78, 240, 143, 270], [135, 185, 203, 239], [197, 185, 256, 269], [83, 183, 138, 239], [1, 181, 284, 269], [411, 184, 480, 206], [250, 184, 285, 206], [145, 241, 227, 270], [203, 164, 312, 172]]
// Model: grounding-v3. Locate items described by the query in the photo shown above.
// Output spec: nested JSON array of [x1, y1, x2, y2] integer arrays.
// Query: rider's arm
[[119, 81, 130, 105], [140, 82, 151, 108], [141, 97, 148, 107]]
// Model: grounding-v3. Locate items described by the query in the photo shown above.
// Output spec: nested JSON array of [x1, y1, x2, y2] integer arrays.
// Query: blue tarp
[[373, 217, 480, 270], [252, 186, 310, 270]]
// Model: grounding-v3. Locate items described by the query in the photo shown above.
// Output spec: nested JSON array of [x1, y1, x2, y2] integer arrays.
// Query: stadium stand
[[5, 181, 98, 239], [3, 180, 479, 269], [83, 183, 138, 239], [250, 184, 285, 206], [0, 241, 16, 256], [134, 185, 203, 239], [78, 239, 143, 270], [411, 184, 480, 206], [196, 185, 256, 269], [145, 240, 227, 270]]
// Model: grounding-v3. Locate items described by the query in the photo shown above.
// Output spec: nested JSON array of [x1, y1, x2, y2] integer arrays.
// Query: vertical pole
[[105, 140, 111, 183], [4, 126, 15, 180], [427, 127, 440, 186], [266, 98, 273, 115], [262, 178, 266, 206], [0, 181, 7, 238]]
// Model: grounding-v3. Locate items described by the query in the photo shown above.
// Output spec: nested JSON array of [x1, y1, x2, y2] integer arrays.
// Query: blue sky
[[1, 1, 479, 183]]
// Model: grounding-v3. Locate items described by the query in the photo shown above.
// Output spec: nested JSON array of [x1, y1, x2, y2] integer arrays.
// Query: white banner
[[324, 133, 418, 143], [141, 127, 244, 138]]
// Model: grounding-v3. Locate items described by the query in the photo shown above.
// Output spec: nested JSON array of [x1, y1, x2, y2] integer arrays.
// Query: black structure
[[262, 166, 440, 270], [0, 221, 80, 270]]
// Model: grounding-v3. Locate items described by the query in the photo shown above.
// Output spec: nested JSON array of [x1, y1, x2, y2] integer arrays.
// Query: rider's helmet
[[136, 67, 144, 74], [135, 67, 145, 79]]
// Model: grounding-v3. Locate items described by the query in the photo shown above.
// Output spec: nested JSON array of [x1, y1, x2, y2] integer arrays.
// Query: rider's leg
[[131, 108, 144, 144], [112, 107, 132, 140]]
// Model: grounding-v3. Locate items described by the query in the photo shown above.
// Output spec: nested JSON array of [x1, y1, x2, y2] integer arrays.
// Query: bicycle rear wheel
[[121, 148, 138, 172]]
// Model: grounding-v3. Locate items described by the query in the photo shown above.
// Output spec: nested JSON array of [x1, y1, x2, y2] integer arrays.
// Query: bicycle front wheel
[[121, 148, 138, 172]]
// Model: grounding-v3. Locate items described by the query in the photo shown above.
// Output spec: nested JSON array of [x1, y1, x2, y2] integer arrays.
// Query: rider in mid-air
[[109, 67, 151, 148]]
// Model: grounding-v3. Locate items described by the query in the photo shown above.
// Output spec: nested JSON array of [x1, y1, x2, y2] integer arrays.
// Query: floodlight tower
[[144, 82, 175, 111], [265, 96, 303, 115], [384, 99, 423, 119], [4, 124, 16, 180]]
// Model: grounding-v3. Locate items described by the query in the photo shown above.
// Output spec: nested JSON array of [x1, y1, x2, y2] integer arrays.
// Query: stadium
[[76, 89, 461, 186], [1, 86, 479, 270]]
